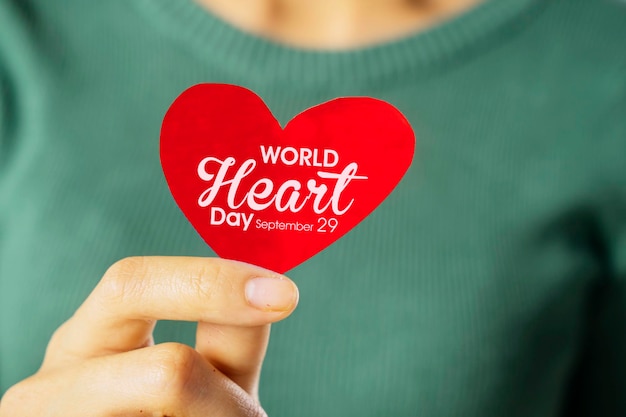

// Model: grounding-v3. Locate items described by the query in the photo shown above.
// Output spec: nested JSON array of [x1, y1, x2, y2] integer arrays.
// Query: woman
[[1, 0, 625, 415]]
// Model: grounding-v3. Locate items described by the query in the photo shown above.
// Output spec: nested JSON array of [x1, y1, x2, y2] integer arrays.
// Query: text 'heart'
[[161, 84, 415, 273]]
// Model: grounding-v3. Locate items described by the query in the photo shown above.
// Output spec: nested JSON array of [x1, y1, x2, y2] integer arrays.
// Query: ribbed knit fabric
[[1, 0, 625, 416]]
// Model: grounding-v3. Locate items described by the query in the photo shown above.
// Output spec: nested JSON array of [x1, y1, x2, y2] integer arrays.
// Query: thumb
[[195, 275, 299, 397]]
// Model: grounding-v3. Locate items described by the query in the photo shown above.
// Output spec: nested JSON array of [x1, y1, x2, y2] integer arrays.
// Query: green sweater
[[1, 0, 625, 415]]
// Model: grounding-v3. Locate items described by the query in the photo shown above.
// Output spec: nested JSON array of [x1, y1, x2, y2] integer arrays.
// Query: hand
[[0, 257, 299, 416]]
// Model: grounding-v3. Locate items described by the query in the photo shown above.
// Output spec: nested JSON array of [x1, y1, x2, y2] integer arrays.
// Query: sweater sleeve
[[0, 0, 42, 178], [0, 63, 14, 176], [561, 96, 626, 416], [0, 39, 8, 172], [0, 1, 19, 177]]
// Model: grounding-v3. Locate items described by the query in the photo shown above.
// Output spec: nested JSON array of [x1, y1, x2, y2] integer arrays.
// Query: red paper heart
[[161, 84, 414, 273]]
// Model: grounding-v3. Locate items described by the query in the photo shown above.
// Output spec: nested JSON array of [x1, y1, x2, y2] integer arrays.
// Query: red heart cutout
[[161, 84, 414, 273]]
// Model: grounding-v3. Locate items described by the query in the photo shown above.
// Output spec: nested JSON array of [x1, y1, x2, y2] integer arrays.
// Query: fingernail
[[245, 277, 298, 312]]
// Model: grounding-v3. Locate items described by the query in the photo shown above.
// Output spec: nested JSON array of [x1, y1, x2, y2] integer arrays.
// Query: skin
[[0, 0, 483, 414], [0, 257, 298, 416], [196, 0, 483, 49]]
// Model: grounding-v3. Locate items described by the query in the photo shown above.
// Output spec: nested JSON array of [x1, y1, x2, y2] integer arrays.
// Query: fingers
[[1, 343, 267, 417], [4, 257, 298, 416], [44, 257, 298, 364], [195, 322, 271, 397]]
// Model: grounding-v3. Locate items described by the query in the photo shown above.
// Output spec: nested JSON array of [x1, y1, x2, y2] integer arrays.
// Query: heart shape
[[161, 84, 415, 273]]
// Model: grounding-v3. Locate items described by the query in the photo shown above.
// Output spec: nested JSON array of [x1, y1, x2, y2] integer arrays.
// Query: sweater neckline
[[134, 0, 544, 90]]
